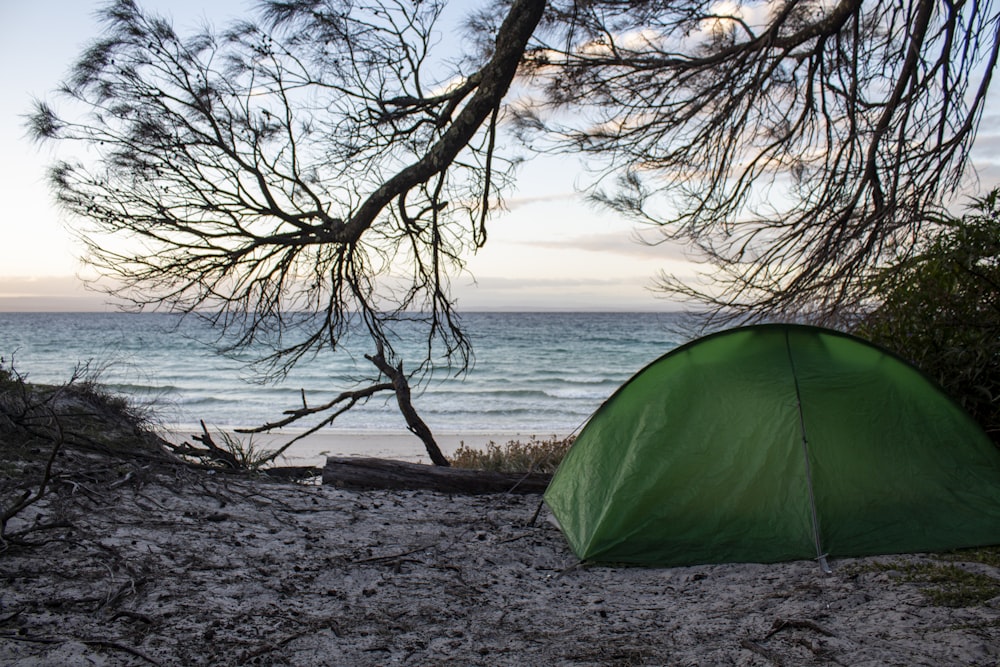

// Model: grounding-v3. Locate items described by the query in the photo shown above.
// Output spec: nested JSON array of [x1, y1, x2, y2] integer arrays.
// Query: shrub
[[855, 188, 1000, 444], [450, 435, 575, 473]]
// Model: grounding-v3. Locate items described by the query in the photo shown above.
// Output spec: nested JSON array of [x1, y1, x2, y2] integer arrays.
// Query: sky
[[0, 0, 692, 313], [1, 1, 998, 312]]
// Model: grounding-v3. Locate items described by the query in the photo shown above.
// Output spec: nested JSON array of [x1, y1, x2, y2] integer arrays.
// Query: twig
[[239, 618, 343, 663], [80, 638, 163, 666], [740, 638, 784, 666], [189, 420, 240, 468], [765, 617, 839, 639], [103, 576, 143, 610], [3, 520, 74, 542], [0, 632, 163, 666], [237, 382, 393, 437], [1, 410, 66, 544], [0, 632, 60, 645], [352, 543, 435, 564], [554, 561, 586, 579], [0, 610, 22, 624], [109, 470, 135, 489]]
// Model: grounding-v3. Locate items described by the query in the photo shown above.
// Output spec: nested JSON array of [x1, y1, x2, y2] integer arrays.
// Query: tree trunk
[[323, 457, 551, 494], [366, 352, 450, 466]]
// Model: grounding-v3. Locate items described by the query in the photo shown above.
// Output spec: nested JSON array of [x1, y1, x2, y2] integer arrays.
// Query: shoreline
[[159, 427, 570, 467]]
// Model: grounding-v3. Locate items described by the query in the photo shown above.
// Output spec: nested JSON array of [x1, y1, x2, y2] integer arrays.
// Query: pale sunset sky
[[1, 1, 997, 312]]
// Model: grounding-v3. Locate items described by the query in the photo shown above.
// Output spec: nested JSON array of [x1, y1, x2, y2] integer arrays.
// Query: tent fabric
[[543, 324, 1000, 566]]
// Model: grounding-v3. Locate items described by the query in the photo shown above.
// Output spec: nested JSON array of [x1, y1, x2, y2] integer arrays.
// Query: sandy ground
[[2, 447, 999, 666]]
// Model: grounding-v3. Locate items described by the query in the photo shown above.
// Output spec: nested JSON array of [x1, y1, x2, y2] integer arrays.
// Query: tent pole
[[784, 330, 832, 574]]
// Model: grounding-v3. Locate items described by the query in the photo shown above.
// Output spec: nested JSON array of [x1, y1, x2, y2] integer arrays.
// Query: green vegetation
[[899, 563, 1000, 608], [0, 357, 172, 544], [851, 552, 1000, 608], [1, 357, 287, 474], [0, 357, 159, 460], [855, 188, 1000, 444], [173, 423, 279, 472], [211, 431, 275, 470], [450, 436, 575, 473], [0, 358, 320, 544], [939, 546, 1000, 569]]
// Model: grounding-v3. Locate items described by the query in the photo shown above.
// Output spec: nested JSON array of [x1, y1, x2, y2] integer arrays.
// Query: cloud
[[0, 276, 121, 312], [463, 275, 638, 289], [966, 162, 1000, 192], [451, 274, 676, 311], [971, 132, 1000, 158], [501, 191, 585, 210], [512, 230, 692, 262]]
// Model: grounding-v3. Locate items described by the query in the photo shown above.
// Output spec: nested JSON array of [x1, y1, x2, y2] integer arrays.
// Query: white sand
[[1, 440, 998, 666]]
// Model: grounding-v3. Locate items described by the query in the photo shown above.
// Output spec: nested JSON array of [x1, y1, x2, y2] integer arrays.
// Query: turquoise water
[[0, 312, 685, 434]]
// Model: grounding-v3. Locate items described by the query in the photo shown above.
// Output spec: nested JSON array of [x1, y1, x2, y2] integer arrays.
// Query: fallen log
[[263, 466, 323, 482], [323, 457, 551, 494]]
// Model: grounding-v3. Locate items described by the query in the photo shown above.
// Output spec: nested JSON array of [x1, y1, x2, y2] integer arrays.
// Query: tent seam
[[784, 329, 830, 573]]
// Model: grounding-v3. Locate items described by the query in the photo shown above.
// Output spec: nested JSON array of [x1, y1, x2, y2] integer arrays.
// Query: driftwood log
[[323, 457, 551, 494]]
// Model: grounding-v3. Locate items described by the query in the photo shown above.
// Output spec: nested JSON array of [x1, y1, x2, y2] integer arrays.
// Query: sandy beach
[[161, 428, 567, 467], [1, 436, 998, 667]]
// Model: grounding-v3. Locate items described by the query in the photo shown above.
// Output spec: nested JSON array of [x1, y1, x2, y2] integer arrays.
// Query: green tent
[[544, 324, 1000, 567]]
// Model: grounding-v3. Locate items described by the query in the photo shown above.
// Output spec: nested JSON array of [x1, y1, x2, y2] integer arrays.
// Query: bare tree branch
[[29, 0, 545, 459], [516, 0, 999, 323], [26, 0, 999, 458]]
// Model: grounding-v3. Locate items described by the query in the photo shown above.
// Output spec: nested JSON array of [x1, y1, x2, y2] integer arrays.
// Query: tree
[[854, 188, 1000, 444], [511, 0, 999, 323], [29, 0, 546, 464], [29, 0, 998, 456]]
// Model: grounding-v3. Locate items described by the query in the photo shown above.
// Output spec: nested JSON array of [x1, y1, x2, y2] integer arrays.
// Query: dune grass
[[450, 435, 575, 473]]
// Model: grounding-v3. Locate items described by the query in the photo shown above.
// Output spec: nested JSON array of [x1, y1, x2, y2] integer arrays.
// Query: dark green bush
[[855, 189, 1000, 444]]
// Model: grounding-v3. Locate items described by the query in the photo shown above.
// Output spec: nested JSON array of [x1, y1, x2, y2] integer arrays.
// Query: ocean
[[0, 311, 686, 438]]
